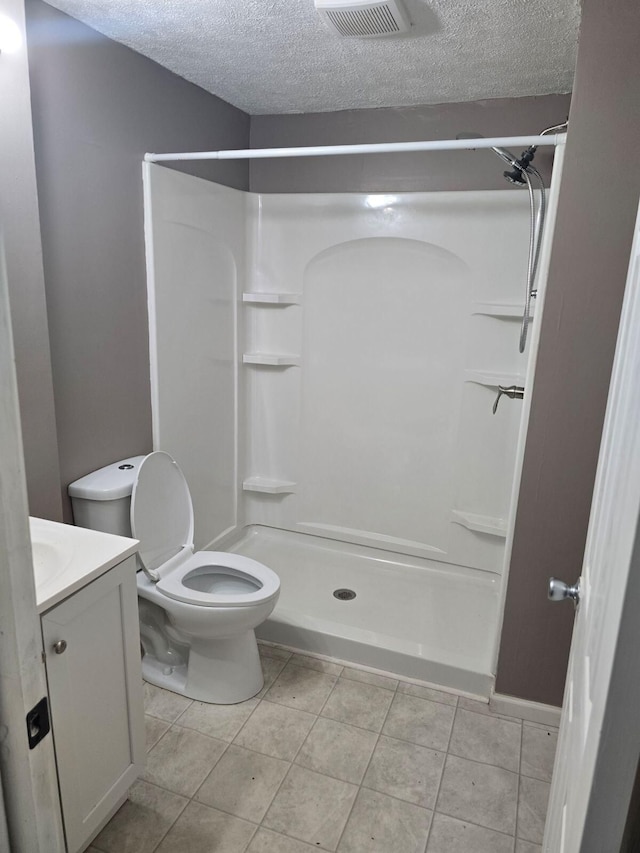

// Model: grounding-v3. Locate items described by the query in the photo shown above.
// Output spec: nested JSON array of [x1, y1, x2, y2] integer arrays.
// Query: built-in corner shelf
[[242, 477, 297, 495], [451, 510, 507, 538], [243, 293, 301, 305], [464, 370, 524, 389], [472, 301, 534, 319], [243, 353, 300, 367]]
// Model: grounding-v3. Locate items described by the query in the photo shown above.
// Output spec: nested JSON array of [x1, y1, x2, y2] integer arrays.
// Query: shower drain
[[333, 588, 356, 601]]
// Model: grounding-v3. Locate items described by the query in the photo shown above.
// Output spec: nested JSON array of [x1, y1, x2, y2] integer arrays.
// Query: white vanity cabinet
[[41, 555, 145, 853]]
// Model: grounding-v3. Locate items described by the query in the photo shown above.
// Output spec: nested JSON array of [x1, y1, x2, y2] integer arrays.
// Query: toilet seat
[[131, 451, 279, 608], [155, 550, 280, 608]]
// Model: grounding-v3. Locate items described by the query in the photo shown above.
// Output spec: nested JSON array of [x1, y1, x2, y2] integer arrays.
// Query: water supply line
[[513, 120, 566, 352], [519, 165, 546, 352]]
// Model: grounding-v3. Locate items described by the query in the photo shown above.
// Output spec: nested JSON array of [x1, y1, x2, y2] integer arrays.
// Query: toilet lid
[[131, 451, 194, 571]]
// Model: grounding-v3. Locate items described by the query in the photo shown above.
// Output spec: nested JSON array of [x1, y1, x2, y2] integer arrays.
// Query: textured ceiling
[[45, 0, 580, 115]]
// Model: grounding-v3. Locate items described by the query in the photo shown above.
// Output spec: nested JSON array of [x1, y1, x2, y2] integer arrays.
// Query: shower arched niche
[[143, 143, 564, 697]]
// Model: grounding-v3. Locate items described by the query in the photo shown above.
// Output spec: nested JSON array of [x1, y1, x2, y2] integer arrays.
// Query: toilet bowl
[[69, 452, 280, 704]]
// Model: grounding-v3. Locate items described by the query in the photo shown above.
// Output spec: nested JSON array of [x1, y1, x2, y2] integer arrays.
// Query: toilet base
[[141, 629, 264, 704]]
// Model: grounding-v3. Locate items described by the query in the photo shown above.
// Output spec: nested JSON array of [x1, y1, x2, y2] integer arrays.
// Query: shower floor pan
[[226, 525, 500, 697]]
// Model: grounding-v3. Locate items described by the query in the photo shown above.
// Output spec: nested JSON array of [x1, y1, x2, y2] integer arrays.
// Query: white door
[[543, 200, 640, 851], [0, 236, 65, 852]]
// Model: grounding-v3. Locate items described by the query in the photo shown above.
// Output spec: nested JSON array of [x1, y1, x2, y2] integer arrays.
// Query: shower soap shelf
[[243, 293, 301, 305], [451, 510, 507, 538], [464, 370, 524, 388], [472, 301, 533, 319], [243, 477, 297, 495], [243, 353, 300, 366]]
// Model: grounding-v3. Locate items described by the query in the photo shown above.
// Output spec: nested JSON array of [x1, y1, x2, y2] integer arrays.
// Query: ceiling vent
[[315, 0, 411, 38]]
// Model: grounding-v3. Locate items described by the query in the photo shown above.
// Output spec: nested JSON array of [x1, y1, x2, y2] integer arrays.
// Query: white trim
[[145, 134, 566, 163], [491, 692, 562, 727]]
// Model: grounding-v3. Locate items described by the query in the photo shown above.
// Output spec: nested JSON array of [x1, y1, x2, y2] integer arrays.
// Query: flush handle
[[53, 640, 67, 655], [493, 385, 525, 414], [548, 577, 581, 608]]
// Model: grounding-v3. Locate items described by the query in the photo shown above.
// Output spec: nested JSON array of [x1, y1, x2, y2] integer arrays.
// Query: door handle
[[548, 577, 581, 608]]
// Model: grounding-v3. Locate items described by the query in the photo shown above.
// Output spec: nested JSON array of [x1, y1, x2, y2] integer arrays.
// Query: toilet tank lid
[[68, 456, 146, 501]]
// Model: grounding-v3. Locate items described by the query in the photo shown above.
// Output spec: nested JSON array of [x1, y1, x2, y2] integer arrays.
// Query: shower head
[[503, 167, 527, 185], [456, 132, 532, 186], [491, 146, 519, 167]]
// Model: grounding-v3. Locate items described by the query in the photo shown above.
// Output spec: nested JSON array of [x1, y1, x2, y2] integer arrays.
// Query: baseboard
[[491, 692, 562, 727]]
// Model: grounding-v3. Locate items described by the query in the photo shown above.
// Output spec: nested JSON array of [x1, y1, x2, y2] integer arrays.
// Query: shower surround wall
[[145, 163, 537, 694]]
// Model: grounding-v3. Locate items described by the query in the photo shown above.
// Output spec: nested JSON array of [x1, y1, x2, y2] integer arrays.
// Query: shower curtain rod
[[144, 133, 566, 163]]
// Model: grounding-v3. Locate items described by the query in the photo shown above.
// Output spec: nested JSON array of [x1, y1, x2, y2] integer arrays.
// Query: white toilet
[[68, 452, 280, 704]]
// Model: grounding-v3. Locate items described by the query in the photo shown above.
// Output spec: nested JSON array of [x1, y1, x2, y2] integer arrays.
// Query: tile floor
[[88, 645, 557, 853]]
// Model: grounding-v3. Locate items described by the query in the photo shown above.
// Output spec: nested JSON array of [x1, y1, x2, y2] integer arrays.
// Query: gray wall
[[496, 0, 640, 705], [250, 95, 571, 193], [25, 0, 250, 520], [1, 0, 62, 520]]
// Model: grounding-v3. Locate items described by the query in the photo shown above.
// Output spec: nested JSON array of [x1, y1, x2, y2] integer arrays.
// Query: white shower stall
[[143, 145, 563, 697]]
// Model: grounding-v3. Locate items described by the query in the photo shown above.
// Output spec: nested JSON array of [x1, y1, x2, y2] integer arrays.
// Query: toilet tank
[[68, 456, 146, 536]]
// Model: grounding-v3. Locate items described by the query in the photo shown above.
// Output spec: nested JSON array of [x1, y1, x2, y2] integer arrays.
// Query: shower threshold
[[224, 525, 500, 698]]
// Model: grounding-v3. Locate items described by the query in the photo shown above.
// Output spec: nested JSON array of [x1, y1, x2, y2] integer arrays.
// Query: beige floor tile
[[363, 735, 445, 809], [265, 663, 337, 713], [522, 719, 559, 732], [176, 696, 259, 742], [517, 776, 550, 844], [289, 653, 344, 676], [457, 697, 519, 722], [436, 755, 518, 835], [259, 643, 292, 661], [338, 787, 432, 853], [295, 716, 378, 784], [341, 666, 399, 691], [234, 699, 316, 761], [256, 656, 288, 697], [448, 708, 521, 772], [321, 678, 394, 732], [263, 764, 358, 851], [426, 812, 514, 853], [397, 682, 458, 707], [155, 801, 256, 853], [142, 683, 192, 722], [143, 725, 226, 797], [247, 827, 322, 852], [145, 715, 170, 752], [516, 840, 543, 853], [382, 693, 455, 751], [521, 724, 558, 782], [92, 780, 187, 853], [196, 745, 289, 823]]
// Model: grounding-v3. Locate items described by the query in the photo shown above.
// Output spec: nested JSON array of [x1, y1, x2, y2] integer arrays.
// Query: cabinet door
[[42, 557, 145, 853]]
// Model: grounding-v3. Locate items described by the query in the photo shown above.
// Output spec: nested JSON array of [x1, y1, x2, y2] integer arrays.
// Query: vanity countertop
[[30, 517, 139, 614]]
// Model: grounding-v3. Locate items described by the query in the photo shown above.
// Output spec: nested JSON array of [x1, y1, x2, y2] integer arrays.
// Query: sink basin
[[28, 516, 138, 614], [29, 517, 75, 589]]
